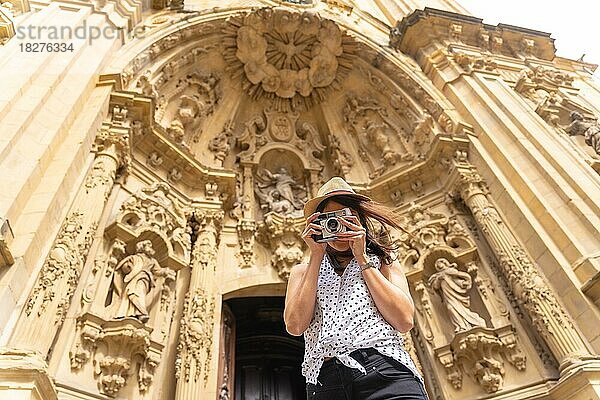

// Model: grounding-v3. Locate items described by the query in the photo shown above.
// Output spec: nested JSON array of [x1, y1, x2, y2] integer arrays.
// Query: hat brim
[[303, 190, 371, 219]]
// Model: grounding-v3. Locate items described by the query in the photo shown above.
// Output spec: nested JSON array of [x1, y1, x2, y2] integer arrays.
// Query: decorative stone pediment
[[222, 7, 356, 111]]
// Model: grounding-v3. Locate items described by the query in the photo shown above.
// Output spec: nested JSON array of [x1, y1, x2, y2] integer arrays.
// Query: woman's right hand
[[301, 212, 327, 256]]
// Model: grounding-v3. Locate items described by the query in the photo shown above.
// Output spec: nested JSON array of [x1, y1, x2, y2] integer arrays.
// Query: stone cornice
[[390, 7, 556, 61]]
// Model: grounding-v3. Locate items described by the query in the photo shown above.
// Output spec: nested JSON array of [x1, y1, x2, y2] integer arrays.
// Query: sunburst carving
[[223, 7, 356, 111]]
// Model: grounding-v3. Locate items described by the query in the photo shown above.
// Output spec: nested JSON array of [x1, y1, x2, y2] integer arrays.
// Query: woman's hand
[[337, 215, 368, 265], [301, 212, 327, 257]]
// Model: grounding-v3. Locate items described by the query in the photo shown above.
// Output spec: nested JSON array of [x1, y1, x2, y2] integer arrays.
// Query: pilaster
[[449, 161, 597, 376], [174, 209, 224, 400]]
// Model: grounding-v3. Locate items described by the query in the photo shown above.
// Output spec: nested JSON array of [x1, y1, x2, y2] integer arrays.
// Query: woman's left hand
[[336, 215, 368, 265]]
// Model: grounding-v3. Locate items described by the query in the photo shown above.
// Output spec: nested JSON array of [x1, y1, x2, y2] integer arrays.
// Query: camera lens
[[326, 218, 340, 232]]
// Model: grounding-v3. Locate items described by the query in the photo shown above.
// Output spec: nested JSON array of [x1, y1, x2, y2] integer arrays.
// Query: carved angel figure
[[428, 258, 486, 332], [110, 240, 165, 323], [564, 111, 600, 155], [255, 167, 306, 217]]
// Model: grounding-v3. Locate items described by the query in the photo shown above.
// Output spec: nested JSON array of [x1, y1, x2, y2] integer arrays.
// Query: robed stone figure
[[428, 258, 486, 332], [110, 240, 162, 323]]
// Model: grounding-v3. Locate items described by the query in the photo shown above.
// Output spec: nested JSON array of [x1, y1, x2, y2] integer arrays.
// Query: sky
[[458, 0, 600, 79]]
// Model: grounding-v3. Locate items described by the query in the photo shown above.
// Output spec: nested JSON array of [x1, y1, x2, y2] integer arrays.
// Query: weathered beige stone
[[1, 1, 599, 399]]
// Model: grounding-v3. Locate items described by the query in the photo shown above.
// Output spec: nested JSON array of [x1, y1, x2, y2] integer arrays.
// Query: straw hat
[[303, 177, 371, 219]]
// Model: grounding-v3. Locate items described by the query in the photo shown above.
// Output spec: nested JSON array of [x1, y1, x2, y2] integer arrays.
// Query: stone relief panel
[[157, 71, 222, 148], [340, 86, 440, 179], [255, 167, 307, 218], [69, 183, 191, 398], [396, 204, 528, 395], [222, 7, 356, 111]]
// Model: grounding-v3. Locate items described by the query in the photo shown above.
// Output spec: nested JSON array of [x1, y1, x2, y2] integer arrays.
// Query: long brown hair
[[316, 194, 406, 264]]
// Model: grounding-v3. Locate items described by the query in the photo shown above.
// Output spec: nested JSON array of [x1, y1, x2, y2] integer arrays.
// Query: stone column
[[9, 113, 130, 355], [453, 164, 592, 372], [175, 209, 223, 399]]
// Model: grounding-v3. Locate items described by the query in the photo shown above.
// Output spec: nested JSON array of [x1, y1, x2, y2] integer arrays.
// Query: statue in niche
[[109, 240, 169, 323], [255, 167, 306, 217], [563, 111, 600, 155], [428, 258, 486, 332]]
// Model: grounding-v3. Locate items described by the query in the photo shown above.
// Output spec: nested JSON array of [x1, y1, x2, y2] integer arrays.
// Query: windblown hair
[[316, 194, 407, 264]]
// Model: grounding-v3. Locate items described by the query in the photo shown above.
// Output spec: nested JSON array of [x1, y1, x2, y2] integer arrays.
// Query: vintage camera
[[312, 208, 351, 242]]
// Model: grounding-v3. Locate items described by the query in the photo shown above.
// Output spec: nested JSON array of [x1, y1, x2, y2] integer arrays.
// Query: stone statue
[[209, 122, 233, 164], [110, 240, 164, 323], [428, 258, 486, 332], [255, 167, 306, 216], [564, 111, 600, 155]]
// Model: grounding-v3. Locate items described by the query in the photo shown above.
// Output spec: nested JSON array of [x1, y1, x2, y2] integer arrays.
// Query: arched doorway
[[227, 297, 305, 400]]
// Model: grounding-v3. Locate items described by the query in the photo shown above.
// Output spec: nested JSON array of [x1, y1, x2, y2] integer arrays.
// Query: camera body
[[312, 208, 351, 242]]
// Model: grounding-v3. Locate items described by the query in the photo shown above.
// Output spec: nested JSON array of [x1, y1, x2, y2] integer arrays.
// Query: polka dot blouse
[[302, 253, 424, 386]]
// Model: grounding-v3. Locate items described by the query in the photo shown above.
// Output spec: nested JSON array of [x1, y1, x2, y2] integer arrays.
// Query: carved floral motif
[[24, 212, 95, 323]]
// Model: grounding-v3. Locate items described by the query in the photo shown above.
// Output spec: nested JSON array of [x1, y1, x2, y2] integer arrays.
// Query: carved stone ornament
[[237, 219, 256, 268], [222, 7, 356, 111], [69, 313, 163, 397], [209, 120, 234, 165], [563, 111, 600, 156], [0, 216, 14, 267], [175, 288, 215, 385], [159, 71, 222, 146], [254, 167, 308, 218], [451, 52, 498, 73], [24, 212, 95, 324], [435, 326, 526, 393], [110, 182, 190, 266], [236, 109, 325, 170], [394, 204, 474, 270], [343, 94, 413, 178], [257, 213, 305, 280]]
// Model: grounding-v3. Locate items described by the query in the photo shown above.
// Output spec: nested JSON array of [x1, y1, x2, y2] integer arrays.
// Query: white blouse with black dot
[[302, 253, 424, 385]]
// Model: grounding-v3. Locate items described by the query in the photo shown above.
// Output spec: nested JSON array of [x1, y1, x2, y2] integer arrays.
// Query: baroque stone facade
[[0, 1, 599, 400]]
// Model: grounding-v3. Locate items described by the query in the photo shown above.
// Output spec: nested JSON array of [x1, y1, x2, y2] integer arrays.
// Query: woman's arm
[[283, 253, 322, 336], [337, 216, 415, 333], [359, 257, 415, 333], [283, 212, 326, 336]]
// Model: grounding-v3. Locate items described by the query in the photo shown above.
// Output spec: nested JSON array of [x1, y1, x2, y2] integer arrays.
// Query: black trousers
[[306, 348, 429, 400]]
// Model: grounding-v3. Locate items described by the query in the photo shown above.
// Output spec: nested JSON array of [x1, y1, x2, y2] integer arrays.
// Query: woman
[[284, 177, 427, 400]]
